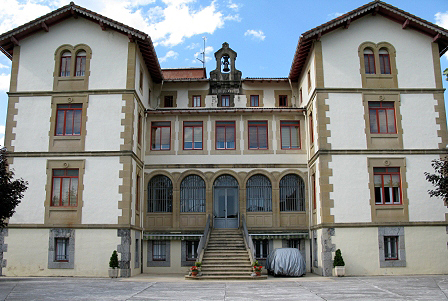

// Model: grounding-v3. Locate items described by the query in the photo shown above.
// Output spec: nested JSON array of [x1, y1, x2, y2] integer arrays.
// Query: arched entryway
[[213, 175, 239, 228]]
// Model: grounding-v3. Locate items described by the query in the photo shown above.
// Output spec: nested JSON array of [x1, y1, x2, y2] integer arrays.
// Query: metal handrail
[[196, 214, 211, 263], [242, 214, 256, 265]]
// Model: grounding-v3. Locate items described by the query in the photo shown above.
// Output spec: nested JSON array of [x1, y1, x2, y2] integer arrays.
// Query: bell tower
[[209, 42, 242, 107]]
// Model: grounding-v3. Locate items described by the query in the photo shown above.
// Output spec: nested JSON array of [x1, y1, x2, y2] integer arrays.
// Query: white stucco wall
[[8, 158, 47, 224], [85, 94, 124, 151], [406, 155, 448, 222], [16, 17, 129, 92], [401, 94, 440, 149], [3, 228, 121, 277], [82, 157, 122, 224], [331, 226, 448, 275], [322, 15, 436, 89], [12, 96, 51, 152], [326, 93, 366, 149], [329, 156, 371, 223]]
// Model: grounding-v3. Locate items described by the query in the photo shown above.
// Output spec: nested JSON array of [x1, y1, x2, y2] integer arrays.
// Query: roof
[[289, 0, 448, 81], [162, 68, 207, 79], [0, 1, 163, 83]]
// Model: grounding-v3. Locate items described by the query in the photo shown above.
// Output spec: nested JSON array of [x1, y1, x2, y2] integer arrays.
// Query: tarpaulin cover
[[266, 248, 306, 276]]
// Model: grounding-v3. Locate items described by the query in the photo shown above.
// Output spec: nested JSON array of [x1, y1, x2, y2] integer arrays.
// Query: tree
[[0, 147, 28, 228], [444, 68, 448, 81], [425, 157, 448, 207]]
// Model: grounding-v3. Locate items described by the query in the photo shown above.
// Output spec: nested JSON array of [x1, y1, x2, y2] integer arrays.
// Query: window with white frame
[[193, 95, 201, 107]]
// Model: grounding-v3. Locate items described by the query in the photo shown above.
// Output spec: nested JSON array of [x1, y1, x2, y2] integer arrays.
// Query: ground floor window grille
[[153, 240, 166, 261], [287, 239, 300, 249], [384, 236, 398, 260], [186, 241, 199, 261], [55, 238, 69, 262], [254, 239, 269, 259], [279, 174, 305, 211]]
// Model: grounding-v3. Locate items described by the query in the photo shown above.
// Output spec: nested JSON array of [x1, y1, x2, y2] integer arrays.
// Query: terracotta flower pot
[[191, 271, 198, 277], [255, 271, 261, 276]]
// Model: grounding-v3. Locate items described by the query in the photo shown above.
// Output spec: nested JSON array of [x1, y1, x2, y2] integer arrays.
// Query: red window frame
[[193, 95, 201, 107], [248, 120, 268, 150], [279, 95, 288, 107], [374, 167, 402, 205], [60, 52, 71, 77], [250, 95, 259, 107], [221, 95, 230, 107], [183, 121, 203, 150], [369, 102, 396, 134], [55, 104, 82, 136], [164, 96, 173, 108], [379, 50, 391, 74], [309, 112, 314, 145], [151, 121, 171, 150], [216, 121, 236, 150], [51, 169, 79, 207], [280, 120, 301, 149], [364, 49, 376, 74], [75, 52, 86, 76]]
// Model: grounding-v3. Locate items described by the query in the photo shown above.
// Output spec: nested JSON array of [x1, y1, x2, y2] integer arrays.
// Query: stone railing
[[242, 214, 255, 265], [196, 214, 211, 263]]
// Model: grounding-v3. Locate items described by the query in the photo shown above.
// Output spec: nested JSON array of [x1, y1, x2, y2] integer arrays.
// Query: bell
[[222, 56, 230, 72]]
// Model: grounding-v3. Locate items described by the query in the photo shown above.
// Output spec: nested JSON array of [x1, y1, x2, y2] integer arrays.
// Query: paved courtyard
[[1, 274, 448, 300]]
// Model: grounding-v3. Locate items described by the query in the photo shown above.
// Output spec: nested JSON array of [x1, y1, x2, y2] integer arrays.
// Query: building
[[0, 0, 447, 277]]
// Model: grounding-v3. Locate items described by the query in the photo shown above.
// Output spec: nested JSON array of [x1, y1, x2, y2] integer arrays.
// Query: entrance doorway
[[213, 175, 239, 228]]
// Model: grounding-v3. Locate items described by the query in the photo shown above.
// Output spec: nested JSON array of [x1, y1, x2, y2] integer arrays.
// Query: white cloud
[[0, 74, 10, 92], [0, 125, 4, 146], [327, 12, 344, 20], [435, 11, 448, 60], [244, 29, 265, 41], [0, 63, 9, 69], [186, 42, 200, 50], [228, 0, 241, 12], [194, 45, 214, 63], [0, 0, 239, 48], [159, 50, 179, 62]]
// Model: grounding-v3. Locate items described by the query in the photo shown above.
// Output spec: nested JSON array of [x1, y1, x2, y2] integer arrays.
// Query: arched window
[[148, 175, 172, 212], [363, 48, 375, 74], [75, 51, 86, 76], [180, 175, 206, 212], [60, 51, 71, 77], [246, 175, 272, 212], [279, 174, 305, 211], [379, 48, 391, 74]]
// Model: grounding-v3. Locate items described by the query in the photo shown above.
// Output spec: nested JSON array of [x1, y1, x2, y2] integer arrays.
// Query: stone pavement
[[0, 274, 447, 300]]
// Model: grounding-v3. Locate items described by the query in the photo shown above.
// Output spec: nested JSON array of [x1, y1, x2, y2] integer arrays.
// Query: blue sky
[[0, 0, 447, 145]]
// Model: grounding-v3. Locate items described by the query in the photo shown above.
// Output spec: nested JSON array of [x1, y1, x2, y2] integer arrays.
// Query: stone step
[[202, 258, 251, 263], [185, 275, 267, 280], [201, 271, 254, 276], [201, 263, 252, 268]]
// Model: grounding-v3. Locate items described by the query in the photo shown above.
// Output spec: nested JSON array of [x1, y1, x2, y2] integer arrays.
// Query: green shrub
[[109, 250, 119, 268], [333, 249, 345, 267]]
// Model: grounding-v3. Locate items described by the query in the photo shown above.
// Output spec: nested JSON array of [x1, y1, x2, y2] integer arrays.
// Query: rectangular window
[[364, 52, 375, 74], [164, 96, 173, 108], [51, 169, 78, 207], [186, 241, 199, 261], [312, 174, 316, 210], [56, 104, 82, 136], [299, 88, 303, 105], [281, 121, 300, 149], [153, 240, 166, 261], [60, 53, 71, 77], [369, 102, 396, 134], [183, 121, 203, 150], [307, 70, 311, 91], [151, 122, 171, 150], [216, 121, 235, 150], [250, 95, 259, 107], [384, 236, 398, 260], [135, 239, 139, 266], [279, 95, 288, 107], [221, 95, 230, 107], [309, 112, 314, 144], [193, 95, 201, 107], [374, 167, 401, 205], [254, 239, 269, 259], [139, 70, 143, 91], [379, 51, 391, 74], [55, 238, 69, 262], [248, 121, 268, 149], [135, 175, 140, 212], [137, 114, 142, 145], [287, 239, 299, 249]]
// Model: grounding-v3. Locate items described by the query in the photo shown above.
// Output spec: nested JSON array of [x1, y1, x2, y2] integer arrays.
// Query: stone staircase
[[187, 228, 266, 280]]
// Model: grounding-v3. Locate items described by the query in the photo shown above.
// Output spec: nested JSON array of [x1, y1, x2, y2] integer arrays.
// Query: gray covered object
[[266, 248, 306, 276]]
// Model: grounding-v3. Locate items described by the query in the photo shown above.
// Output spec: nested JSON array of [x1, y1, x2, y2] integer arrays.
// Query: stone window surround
[[274, 90, 292, 108], [159, 91, 177, 108], [188, 90, 207, 108], [181, 240, 199, 267], [244, 90, 264, 107], [48, 228, 75, 269], [53, 44, 92, 91], [378, 226, 406, 267], [147, 240, 170, 267]]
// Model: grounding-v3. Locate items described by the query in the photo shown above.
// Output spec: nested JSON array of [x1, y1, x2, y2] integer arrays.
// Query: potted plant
[[190, 265, 199, 277], [108, 250, 119, 278], [253, 265, 263, 276], [333, 249, 345, 277]]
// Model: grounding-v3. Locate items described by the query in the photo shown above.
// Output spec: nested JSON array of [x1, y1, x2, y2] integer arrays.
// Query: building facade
[[0, 0, 447, 277]]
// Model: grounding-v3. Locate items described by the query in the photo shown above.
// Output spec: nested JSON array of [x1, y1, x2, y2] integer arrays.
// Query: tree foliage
[[444, 68, 448, 81], [0, 147, 28, 228], [109, 250, 119, 268], [333, 249, 345, 267], [425, 157, 448, 207]]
